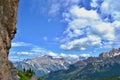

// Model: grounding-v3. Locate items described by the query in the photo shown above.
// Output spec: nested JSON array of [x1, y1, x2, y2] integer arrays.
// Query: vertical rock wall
[[0, 0, 19, 80]]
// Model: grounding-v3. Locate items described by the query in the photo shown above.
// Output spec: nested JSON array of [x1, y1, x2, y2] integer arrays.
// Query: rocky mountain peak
[[99, 48, 120, 58], [43, 55, 53, 59]]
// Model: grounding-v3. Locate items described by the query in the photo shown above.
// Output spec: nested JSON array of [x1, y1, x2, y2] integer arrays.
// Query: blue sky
[[9, 0, 120, 62]]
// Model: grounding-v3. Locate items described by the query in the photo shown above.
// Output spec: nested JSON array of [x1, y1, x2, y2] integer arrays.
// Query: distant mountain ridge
[[99, 48, 120, 57], [14, 54, 82, 77], [44, 48, 120, 80]]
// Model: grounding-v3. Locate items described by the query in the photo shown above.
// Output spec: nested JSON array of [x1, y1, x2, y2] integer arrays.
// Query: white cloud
[[60, 53, 66, 57], [31, 47, 45, 53], [12, 42, 31, 47], [101, 0, 120, 20], [61, 5, 101, 40], [91, 0, 99, 8], [68, 54, 79, 58], [68, 19, 89, 29], [60, 53, 79, 59], [47, 52, 79, 59], [60, 0, 120, 51], [49, 3, 60, 15], [112, 21, 120, 28], [17, 52, 33, 56], [101, 0, 120, 12], [100, 0, 120, 45], [9, 56, 22, 62], [47, 0, 80, 16], [80, 54, 90, 58], [61, 35, 101, 50], [91, 22, 115, 40], [48, 52, 58, 57], [69, 5, 99, 20]]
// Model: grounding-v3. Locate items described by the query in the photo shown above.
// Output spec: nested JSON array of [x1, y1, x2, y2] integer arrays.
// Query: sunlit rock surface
[[0, 0, 19, 80]]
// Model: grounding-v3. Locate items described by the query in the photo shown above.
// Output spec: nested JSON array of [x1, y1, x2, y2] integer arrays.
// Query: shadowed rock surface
[[0, 0, 19, 80]]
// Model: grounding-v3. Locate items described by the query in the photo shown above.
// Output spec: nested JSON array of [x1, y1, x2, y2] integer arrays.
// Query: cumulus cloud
[[69, 5, 99, 20], [91, 22, 115, 40], [61, 5, 102, 50], [62, 5, 100, 39], [60, 0, 120, 51], [61, 35, 101, 50]]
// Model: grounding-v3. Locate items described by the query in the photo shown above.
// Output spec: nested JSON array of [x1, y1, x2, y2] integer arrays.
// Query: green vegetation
[[18, 68, 34, 80], [18, 70, 30, 80], [18, 68, 43, 80], [37, 77, 43, 80]]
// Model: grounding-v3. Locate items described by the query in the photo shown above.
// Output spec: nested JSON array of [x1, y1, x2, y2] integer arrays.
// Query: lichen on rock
[[0, 0, 19, 80]]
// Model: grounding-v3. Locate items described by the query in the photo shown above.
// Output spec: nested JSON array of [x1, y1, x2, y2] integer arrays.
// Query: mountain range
[[14, 48, 120, 80], [14, 54, 82, 77], [44, 48, 120, 80]]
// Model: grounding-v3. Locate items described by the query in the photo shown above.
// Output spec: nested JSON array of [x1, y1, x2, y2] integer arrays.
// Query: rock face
[[0, 0, 19, 80]]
